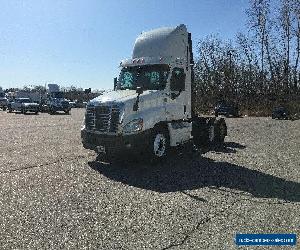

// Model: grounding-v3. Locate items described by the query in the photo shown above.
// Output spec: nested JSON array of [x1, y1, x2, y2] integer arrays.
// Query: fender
[[123, 105, 166, 132]]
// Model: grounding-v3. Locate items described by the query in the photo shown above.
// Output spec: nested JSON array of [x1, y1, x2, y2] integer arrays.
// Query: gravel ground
[[0, 109, 299, 249]]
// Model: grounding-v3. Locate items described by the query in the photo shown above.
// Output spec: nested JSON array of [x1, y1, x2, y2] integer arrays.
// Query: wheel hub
[[153, 133, 166, 157]]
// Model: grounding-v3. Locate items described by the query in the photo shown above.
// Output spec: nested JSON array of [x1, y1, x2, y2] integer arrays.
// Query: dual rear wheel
[[147, 119, 227, 160]]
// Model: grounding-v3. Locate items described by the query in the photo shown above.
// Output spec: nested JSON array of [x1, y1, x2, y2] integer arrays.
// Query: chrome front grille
[[86, 105, 120, 133]]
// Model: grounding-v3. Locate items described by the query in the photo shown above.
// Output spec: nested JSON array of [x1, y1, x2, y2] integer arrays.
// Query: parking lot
[[0, 109, 299, 249]]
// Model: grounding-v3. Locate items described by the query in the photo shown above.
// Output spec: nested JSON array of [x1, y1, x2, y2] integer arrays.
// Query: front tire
[[49, 108, 55, 115]]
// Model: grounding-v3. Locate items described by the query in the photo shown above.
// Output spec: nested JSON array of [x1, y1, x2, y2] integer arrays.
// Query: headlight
[[123, 118, 143, 134]]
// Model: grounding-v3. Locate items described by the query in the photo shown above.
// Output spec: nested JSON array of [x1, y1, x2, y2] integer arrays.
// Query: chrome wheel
[[153, 133, 167, 157]]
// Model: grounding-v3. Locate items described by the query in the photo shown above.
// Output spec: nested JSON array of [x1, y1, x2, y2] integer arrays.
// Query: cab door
[[165, 67, 188, 121], [16, 99, 22, 111]]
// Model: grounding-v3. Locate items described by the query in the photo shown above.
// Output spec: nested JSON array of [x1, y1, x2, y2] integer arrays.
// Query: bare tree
[[280, 0, 293, 89], [292, 0, 300, 88], [247, 0, 270, 76], [192, 0, 300, 116]]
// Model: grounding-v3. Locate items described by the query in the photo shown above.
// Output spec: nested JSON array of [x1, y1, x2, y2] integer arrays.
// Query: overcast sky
[[0, 0, 249, 90]]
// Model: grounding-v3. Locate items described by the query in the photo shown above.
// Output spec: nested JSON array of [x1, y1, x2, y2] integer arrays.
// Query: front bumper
[[24, 106, 39, 112], [81, 129, 152, 155]]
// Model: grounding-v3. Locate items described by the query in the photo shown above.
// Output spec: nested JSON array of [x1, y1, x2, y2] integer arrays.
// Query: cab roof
[[132, 24, 188, 60]]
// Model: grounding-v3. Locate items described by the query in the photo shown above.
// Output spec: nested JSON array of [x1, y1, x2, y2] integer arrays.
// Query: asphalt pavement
[[0, 109, 299, 249]]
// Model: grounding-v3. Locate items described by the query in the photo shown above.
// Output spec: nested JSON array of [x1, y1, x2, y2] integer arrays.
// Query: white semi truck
[[47, 84, 71, 114], [81, 24, 227, 160]]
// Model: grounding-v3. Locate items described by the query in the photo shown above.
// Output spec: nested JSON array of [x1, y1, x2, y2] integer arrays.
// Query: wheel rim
[[153, 133, 166, 157], [208, 126, 215, 142]]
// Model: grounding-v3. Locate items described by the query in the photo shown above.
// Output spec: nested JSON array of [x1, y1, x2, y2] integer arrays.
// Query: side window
[[170, 68, 185, 91]]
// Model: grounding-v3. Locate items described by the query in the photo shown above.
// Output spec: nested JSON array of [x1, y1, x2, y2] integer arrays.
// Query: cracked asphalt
[[0, 109, 299, 249]]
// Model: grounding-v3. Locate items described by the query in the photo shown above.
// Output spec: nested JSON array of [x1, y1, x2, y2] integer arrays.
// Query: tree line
[[194, 0, 300, 116]]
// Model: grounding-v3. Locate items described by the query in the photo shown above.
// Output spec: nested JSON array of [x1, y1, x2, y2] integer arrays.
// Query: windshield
[[118, 64, 169, 90]]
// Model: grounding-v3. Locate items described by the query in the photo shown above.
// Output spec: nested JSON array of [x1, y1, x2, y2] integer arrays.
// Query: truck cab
[[81, 24, 227, 160], [47, 84, 71, 114]]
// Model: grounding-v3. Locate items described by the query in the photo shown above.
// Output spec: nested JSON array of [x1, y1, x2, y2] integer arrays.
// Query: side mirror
[[133, 87, 143, 111], [136, 86, 143, 95]]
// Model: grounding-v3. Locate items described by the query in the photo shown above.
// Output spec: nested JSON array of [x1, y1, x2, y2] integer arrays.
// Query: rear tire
[[193, 117, 227, 150], [192, 117, 209, 150], [214, 118, 227, 147]]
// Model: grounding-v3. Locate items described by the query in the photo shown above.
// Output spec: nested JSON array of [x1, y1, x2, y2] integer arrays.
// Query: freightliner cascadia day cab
[[81, 24, 227, 160]]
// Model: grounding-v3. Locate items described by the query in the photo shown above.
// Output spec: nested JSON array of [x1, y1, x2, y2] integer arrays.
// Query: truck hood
[[90, 90, 153, 105]]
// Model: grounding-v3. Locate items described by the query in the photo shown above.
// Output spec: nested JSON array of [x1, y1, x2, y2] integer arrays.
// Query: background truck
[[81, 24, 227, 160], [8, 98, 39, 114], [0, 87, 8, 111], [47, 84, 71, 114], [214, 100, 239, 117]]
